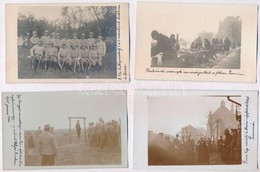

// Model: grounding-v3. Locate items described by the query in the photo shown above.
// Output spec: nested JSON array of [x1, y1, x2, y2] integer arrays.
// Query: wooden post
[[69, 117, 71, 144], [84, 118, 86, 143]]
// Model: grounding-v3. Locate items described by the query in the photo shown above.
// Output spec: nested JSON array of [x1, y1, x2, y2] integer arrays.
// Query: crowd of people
[[148, 128, 241, 165], [26, 117, 121, 166], [190, 36, 233, 58], [27, 30, 107, 74]]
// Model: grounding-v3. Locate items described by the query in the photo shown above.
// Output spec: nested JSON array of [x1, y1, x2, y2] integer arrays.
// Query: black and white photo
[[135, 3, 257, 82], [6, 3, 129, 82]]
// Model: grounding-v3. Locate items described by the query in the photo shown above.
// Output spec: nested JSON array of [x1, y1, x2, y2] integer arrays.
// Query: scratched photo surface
[[135, 3, 257, 82], [2, 91, 127, 169], [6, 4, 129, 83], [148, 96, 241, 165]]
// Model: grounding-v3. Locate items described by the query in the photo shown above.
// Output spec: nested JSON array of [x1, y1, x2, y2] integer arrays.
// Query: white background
[[0, 0, 259, 172]]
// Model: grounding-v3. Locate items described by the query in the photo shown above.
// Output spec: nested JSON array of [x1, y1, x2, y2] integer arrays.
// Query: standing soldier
[[95, 118, 106, 151], [105, 122, 115, 147], [79, 33, 87, 49], [29, 40, 45, 70], [96, 35, 106, 71], [70, 33, 80, 49], [50, 32, 56, 44], [58, 42, 70, 70], [223, 129, 232, 163], [87, 122, 96, 146], [44, 41, 58, 71], [60, 33, 71, 49], [86, 32, 96, 50], [69, 43, 81, 72], [39, 124, 58, 166], [30, 31, 40, 48], [54, 33, 61, 51], [75, 120, 81, 139], [40, 30, 51, 47]]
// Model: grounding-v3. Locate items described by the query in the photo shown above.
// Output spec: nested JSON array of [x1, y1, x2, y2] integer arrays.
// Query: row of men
[[190, 36, 232, 55], [30, 30, 101, 50], [76, 118, 121, 151], [29, 34, 106, 73], [148, 128, 241, 165]]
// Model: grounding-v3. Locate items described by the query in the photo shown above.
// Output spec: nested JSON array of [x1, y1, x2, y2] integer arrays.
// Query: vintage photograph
[[6, 3, 129, 82], [148, 96, 241, 165], [18, 5, 117, 79], [151, 16, 241, 68], [2, 91, 127, 169], [135, 3, 257, 82], [134, 90, 258, 170]]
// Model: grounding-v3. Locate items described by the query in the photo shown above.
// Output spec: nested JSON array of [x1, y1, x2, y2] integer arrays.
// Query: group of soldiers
[[148, 128, 241, 165], [191, 36, 232, 57], [28, 30, 107, 74], [82, 118, 121, 151]]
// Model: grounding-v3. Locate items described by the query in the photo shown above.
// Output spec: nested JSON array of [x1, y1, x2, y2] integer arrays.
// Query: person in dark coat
[[75, 120, 81, 139], [224, 36, 231, 54], [151, 30, 173, 56], [223, 128, 232, 163]]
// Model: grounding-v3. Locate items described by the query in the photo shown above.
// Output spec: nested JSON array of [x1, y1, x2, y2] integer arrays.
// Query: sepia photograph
[[151, 16, 241, 68], [2, 91, 127, 169], [135, 3, 257, 82], [6, 3, 129, 83], [148, 96, 241, 165], [134, 90, 258, 170]]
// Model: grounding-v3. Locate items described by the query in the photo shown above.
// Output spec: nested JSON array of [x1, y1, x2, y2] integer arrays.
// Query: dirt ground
[[24, 130, 121, 166], [18, 47, 117, 79]]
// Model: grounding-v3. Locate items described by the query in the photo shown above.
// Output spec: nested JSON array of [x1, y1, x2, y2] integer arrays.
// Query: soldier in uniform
[[54, 33, 61, 51], [96, 35, 106, 71], [70, 33, 80, 49], [39, 124, 58, 166], [60, 33, 71, 49], [88, 43, 99, 71], [50, 32, 56, 44], [79, 44, 90, 73], [79, 33, 87, 49], [30, 30, 40, 48], [223, 129, 232, 163], [105, 122, 116, 147], [40, 30, 51, 47], [69, 43, 81, 73], [30, 39, 45, 70], [86, 32, 96, 50], [87, 122, 96, 146], [95, 118, 106, 151], [44, 41, 58, 71], [57, 42, 70, 70], [224, 36, 231, 55]]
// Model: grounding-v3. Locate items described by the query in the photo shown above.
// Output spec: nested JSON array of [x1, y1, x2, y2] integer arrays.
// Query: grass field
[[18, 47, 117, 79], [24, 129, 121, 166]]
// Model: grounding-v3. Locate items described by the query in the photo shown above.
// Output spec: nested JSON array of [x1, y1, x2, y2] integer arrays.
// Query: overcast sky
[[148, 96, 240, 136], [149, 4, 241, 42], [18, 6, 64, 21], [22, 91, 126, 130]]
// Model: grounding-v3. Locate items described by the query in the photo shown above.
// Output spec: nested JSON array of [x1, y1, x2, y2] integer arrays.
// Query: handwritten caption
[[242, 96, 255, 164], [117, 5, 128, 81], [4, 94, 24, 167], [146, 68, 244, 77]]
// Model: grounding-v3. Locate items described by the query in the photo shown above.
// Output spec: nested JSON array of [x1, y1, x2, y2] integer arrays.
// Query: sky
[[148, 96, 240, 136], [149, 4, 241, 42], [22, 91, 126, 130], [18, 6, 64, 21]]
